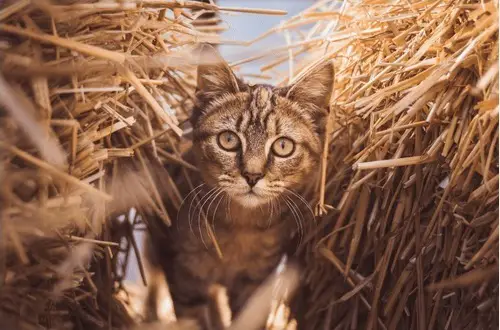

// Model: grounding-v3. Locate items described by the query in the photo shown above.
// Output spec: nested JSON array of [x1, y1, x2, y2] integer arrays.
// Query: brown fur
[[146, 46, 334, 329]]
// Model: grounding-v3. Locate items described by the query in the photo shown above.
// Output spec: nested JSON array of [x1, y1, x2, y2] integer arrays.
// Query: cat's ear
[[283, 61, 334, 110], [196, 44, 243, 95]]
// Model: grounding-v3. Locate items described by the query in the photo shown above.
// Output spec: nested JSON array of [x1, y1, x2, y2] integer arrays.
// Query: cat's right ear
[[196, 44, 243, 95], [283, 60, 334, 110]]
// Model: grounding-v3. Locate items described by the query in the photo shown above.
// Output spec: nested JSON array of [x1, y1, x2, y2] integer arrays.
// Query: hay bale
[[0, 0, 498, 329], [0, 1, 289, 328], [249, 1, 498, 329]]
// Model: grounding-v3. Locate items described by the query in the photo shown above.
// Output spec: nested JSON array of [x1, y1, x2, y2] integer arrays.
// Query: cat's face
[[191, 47, 334, 208]]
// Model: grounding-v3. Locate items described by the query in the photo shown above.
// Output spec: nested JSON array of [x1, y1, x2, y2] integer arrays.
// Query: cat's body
[[146, 46, 334, 329], [147, 166, 292, 327]]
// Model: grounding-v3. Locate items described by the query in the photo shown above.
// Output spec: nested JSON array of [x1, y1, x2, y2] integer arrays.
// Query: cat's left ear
[[283, 61, 334, 110], [195, 44, 244, 95]]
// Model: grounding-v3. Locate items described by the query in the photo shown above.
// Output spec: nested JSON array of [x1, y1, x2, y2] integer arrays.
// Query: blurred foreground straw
[[0, 0, 287, 328]]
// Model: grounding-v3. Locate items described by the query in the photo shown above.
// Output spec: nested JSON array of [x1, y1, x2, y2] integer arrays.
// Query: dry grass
[[0, 0, 498, 329], [0, 0, 286, 329], [248, 0, 498, 329]]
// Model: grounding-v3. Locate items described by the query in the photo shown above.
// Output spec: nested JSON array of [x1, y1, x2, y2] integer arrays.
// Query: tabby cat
[[146, 46, 334, 329]]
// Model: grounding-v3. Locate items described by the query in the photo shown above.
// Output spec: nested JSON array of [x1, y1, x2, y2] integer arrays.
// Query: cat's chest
[[206, 226, 286, 283], [216, 225, 284, 260], [174, 220, 288, 284]]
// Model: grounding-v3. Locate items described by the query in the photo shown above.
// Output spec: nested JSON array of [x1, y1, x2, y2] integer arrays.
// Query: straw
[[0, 0, 287, 328], [250, 0, 499, 329], [1, 0, 498, 329]]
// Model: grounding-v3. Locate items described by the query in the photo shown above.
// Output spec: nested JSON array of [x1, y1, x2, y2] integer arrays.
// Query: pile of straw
[[0, 1, 286, 329], [1, 0, 498, 329], [247, 0, 498, 329]]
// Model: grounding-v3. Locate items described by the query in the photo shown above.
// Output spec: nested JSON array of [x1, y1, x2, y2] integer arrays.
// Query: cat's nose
[[243, 172, 264, 187]]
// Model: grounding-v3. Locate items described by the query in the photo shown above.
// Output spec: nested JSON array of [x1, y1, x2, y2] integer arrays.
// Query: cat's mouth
[[217, 177, 279, 207], [225, 186, 272, 207], [233, 187, 263, 198], [235, 192, 267, 207]]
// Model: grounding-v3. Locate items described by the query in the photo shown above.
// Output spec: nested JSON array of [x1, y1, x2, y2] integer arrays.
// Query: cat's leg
[[167, 265, 224, 330], [286, 239, 307, 330], [287, 282, 308, 330]]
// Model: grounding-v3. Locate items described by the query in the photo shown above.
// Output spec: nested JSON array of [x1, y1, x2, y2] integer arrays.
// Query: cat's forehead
[[252, 85, 272, 108], [247, 85, 276, 124], [195, 83, 311, 139], [203, 85, 275, 117]]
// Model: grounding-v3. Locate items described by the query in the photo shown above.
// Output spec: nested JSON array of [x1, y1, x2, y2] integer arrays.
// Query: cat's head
[[191, 46, 334, 208]]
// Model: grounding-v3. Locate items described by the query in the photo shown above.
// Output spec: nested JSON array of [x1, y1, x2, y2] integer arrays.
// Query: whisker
[[211, 190, 226, 225], [177, 183, 205, 231], [257, 199, 265, 214], [288, 195, 306, 230], [266, 197, 273, 229], [195, 187, 222, 248], [205, 189, 225, 233], [282, 196, 303, 249], [187, 185, 209, 234], [189, 186, 217, 237], [285, 195, 305, 248], [196, 187, 222, 225], [267, 197, 274, 228], [284, 199, 301, 249], [211, 191, 227, 235], [283, 187, 315, 222]]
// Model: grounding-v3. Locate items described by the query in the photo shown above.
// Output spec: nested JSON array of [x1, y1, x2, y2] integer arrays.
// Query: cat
[[145, 45, 334, 330]]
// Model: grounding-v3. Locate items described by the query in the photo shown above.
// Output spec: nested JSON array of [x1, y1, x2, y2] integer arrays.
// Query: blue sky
[[218, 0, 315, 83]]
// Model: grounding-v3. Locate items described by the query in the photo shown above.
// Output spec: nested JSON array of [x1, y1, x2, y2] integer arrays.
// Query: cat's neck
[[215, 197, 286, 229]]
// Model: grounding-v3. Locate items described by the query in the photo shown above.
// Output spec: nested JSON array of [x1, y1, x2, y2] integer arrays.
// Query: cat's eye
[[272, 137, 295, 157], [217, 131, 240, 151]]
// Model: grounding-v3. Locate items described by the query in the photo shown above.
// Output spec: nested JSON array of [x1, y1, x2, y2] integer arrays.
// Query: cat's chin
[[231, 192, 268, 208]]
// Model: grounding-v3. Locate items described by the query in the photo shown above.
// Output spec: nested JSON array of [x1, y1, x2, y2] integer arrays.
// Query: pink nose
[[243, 172, 264, 187]]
